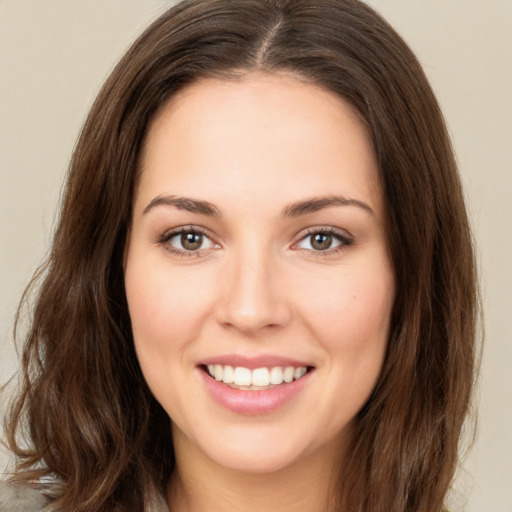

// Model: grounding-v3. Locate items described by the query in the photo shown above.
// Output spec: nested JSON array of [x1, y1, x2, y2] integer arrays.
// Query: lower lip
[[198, 368, 312, 415]]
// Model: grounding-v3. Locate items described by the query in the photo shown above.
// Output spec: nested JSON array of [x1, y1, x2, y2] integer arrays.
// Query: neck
[[167, 429, 343, 512]]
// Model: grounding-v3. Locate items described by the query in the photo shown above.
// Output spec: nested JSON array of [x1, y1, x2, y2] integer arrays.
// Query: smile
[[198, 360, 314, 415], [206, 364, 308, 390]]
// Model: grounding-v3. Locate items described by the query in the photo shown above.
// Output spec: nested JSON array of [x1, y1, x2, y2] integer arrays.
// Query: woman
[[1, 0, 478, 511]]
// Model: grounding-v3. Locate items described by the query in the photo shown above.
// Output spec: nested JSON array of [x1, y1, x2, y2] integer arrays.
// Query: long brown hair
[[3, 1, 478, 510]]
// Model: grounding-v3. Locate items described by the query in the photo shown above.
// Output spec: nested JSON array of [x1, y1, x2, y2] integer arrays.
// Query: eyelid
[[291, 226, 354, 254], [155, 224, 352, 258], [156, 224, 221, 257]]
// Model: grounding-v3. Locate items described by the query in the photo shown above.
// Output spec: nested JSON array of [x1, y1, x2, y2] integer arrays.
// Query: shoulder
[[0, 479, 50, 512]]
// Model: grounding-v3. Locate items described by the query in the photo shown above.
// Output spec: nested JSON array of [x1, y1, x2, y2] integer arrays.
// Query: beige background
[[0, 1, 510, 511]]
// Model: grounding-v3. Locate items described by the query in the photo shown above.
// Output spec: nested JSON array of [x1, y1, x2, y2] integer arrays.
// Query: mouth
[[197, 355, 315, 414], [200, 364, 314, 391]]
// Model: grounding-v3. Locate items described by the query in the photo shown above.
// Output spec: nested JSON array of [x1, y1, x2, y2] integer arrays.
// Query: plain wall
[[1, 1, 510, 511]]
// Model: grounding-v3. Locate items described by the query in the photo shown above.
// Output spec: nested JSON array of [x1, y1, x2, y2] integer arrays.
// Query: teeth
[[294, 367, 307, 380], [252, 368, 270, 387], [223, 364, 234, 383], [283, 367, 294, 383], [269, 367, 283, 385], [205, 364, 309, 388], [234, 367, 252, 386]]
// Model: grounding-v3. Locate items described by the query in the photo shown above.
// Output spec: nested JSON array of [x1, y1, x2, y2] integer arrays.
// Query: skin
[[124, 73, 395, 512]]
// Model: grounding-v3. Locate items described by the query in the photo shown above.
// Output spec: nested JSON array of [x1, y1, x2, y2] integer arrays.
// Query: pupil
[[181, 232, 202, 250], [312, 233, 332, 250]]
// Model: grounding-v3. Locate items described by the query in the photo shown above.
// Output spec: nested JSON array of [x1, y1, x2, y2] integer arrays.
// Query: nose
[[215, 247, 292, 336]]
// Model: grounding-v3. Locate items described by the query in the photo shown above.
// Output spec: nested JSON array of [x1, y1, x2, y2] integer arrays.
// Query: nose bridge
[[216, 238, 290, 334]]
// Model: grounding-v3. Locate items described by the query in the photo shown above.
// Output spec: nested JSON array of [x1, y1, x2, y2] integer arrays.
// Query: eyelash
[[156, 225, 217, 258], [156, 226, 353, 258], [292, 227, 353, 255]]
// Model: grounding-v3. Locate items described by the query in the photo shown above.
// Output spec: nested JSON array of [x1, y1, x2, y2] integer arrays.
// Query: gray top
[[0, 479, 169, 511], [0, 480, 49, 512]]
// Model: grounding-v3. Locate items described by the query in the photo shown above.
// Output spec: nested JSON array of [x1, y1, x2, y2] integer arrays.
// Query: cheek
[[123, 257, 220, 417], [124, 258, 214, 361], [297, 257, 394, 364]]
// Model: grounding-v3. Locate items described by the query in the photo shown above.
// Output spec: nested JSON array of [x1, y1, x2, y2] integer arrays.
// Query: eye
[[294, 228, 352, 253], [171, 231, 209, 251], [158, 227, 219, 256]]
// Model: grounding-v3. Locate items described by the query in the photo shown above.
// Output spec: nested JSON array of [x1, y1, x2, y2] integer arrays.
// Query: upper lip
[[199, 354, 313, 369]]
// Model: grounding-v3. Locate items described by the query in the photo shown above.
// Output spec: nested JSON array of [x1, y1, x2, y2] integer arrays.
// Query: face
[[124, 74, 395, 475]]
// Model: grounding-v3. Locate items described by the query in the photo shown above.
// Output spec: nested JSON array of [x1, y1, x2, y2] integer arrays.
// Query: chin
[[177, 419, 348, 476], [206, 441, 307, 475]]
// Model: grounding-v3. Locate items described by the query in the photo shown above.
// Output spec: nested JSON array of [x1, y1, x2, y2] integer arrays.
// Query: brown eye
[[181, 232, 203, 251], [310, 233, 333, 251], [164, 229, 214, 253], [295, 229, 350, 254]]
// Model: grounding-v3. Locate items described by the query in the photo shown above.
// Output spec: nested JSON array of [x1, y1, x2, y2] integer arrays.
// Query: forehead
[[136, 73, 382, 218]]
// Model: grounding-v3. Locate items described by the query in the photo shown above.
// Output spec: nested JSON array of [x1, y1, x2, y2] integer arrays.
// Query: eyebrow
[[142, 194, 374, 218], [143, 195, 221, 216], [282, 195, 374, 217]]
